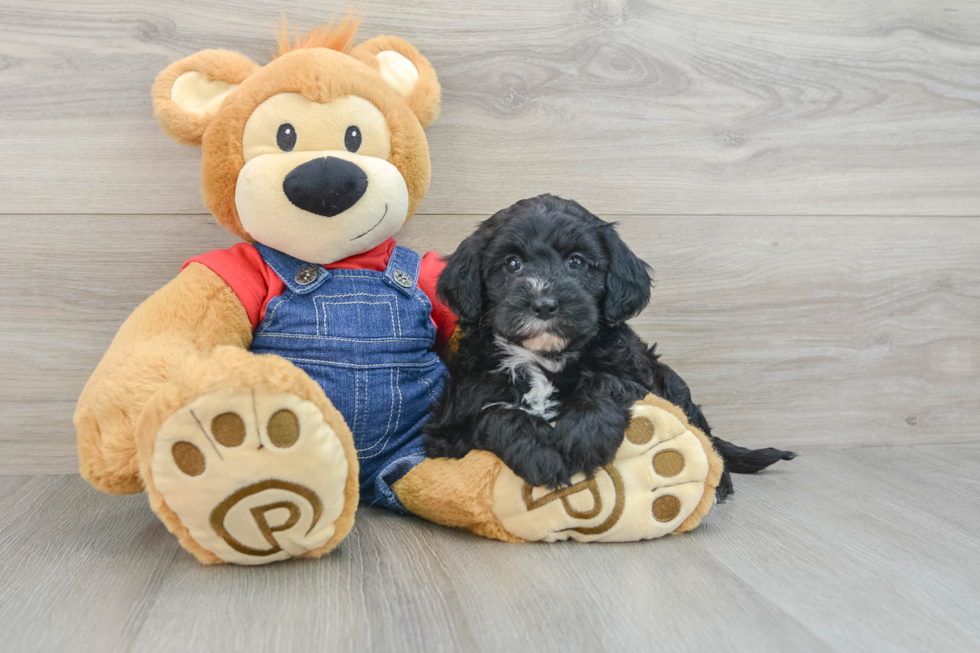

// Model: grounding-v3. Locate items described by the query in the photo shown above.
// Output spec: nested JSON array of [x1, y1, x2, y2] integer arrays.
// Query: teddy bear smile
[[351, 203, 388, 240]]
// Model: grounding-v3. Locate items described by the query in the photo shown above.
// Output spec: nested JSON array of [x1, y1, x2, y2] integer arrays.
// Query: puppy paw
[[512, 446, 571, 491], [149, 389, 352, 564], [553, 419, 622, 477], [491, 400, 717, 542]]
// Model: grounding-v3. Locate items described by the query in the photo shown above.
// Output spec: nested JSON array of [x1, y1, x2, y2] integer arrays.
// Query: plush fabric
[[274, 12, 360, 58], [393, 395, 723, 542], [153, 50, 259, 146], [77, 18, 723, 565], [350, 36, 442, 128], [393, 451, 525, 543], [75, 263, 252, 494], [135, 346, 359, 564], [204, 49, 433, 244]]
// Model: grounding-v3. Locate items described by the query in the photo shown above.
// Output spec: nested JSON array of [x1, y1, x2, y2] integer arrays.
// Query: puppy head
[[439, 195, 651, 353]]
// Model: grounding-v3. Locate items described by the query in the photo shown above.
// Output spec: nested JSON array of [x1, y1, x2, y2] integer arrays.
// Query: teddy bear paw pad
[[152, 389, 350, 564], [492, 402, 710, 542]]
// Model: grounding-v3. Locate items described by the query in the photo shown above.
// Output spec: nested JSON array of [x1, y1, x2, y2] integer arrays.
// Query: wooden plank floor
[[2, 1, 979, 651], [2, 445, 979, 653]]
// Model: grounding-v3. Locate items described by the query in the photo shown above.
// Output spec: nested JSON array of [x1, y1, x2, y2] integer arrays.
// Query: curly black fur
[[424, 194, 794, 497]]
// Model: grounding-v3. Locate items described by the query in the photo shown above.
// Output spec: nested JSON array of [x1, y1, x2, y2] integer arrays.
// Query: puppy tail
[[710, 436, 796, 474]]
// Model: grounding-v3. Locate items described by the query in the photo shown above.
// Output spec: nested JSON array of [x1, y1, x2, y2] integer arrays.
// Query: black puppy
[[425, 194, 793, 498]]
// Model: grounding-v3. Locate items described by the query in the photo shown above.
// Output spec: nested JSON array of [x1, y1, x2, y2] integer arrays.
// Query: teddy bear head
[[152, 17, 440, 264]]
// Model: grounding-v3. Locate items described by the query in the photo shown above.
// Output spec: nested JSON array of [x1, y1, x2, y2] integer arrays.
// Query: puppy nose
[[531, 297, 558, 318], [283, 156, 368, 217]]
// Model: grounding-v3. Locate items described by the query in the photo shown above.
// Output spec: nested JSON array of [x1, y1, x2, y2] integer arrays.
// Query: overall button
[[295, 265, 319, 285], [393, 270, 413, 288]]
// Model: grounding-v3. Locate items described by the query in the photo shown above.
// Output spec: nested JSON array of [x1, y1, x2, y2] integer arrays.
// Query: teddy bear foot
[[134, 347, 359, 564], [493, 397, 723, 542], [152, 389, 351, 564], [394, 395, 723, 543]]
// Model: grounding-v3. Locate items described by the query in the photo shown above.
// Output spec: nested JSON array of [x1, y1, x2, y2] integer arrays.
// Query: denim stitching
[[419, 370, 439, 404], [254, 244, 332, 295], [381, 367, 394, 451], [407, 282, 437, 343], [389, 250, 421, 339], [315, 293, 395, 298], [353, 370, 361, 438], [251, 334, 430, 343], [258, 291, 295, 334], [315, 299, 397, 338], [356, 367, 396, 458], [394, 367, 404, 440], [315, 294, 322, 336], [354, 370, 377, 455], [315, 294, 400, 339], [281, 357, 442, 369]]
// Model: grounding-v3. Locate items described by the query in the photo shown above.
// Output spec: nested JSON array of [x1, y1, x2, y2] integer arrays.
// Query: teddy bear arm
[[75, 263, 252, 494], [393, 451, 526, 542]]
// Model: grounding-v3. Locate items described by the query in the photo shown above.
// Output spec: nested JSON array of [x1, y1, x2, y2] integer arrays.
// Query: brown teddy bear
[[75, 16, 723, 565]]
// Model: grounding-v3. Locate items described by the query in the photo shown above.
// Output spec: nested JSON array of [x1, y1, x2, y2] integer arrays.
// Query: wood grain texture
[[0, 476, 181, 652], [2, 2, 979, 650], [1, 213, 977, 474], [2, 445, 979, 652], [1, 1, 980, 216]]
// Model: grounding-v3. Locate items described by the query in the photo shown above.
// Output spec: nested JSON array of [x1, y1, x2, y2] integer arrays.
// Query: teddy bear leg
[[134, 345, 359, 564], [394, 395, 723, 542]]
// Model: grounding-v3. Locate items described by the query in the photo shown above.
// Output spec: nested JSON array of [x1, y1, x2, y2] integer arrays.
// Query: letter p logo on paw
[[492, 402, 712, 542], [209, 479, 323, 558], [152, 389, 350, 564]]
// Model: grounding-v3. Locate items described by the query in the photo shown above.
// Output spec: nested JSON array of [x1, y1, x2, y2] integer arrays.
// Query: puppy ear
[[152, 50, 259, 145], [601, 224, 652, 324], [437, 223, 491, 325], [350, 36, 441, 127]]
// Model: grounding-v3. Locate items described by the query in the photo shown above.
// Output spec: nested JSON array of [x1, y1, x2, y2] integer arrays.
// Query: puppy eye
[[345, 125, 362, 153], [277, 123, 297, 152], [504, 255, 523, 273], [568, 254, 587, 270]]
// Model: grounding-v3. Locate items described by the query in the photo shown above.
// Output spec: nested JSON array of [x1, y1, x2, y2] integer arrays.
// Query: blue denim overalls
[[250, 243, 448, 512]]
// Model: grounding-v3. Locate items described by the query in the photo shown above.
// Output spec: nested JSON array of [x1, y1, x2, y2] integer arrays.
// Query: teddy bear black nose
[[282, 156, 368, 217]]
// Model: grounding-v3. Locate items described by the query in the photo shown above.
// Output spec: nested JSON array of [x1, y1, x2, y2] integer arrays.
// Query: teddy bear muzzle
[[235, 149, 410, 264]]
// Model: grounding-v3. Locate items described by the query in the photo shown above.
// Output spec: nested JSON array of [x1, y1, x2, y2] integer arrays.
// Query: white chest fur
[[494, 337, 569, 421]]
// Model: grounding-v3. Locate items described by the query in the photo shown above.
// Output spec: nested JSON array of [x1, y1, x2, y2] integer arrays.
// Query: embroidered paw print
[[493, 401, 712, 542], [152, 389, 350, 564]]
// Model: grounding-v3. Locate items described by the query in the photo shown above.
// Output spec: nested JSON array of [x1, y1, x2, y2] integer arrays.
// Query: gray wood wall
[[2, 0, 978, 475]]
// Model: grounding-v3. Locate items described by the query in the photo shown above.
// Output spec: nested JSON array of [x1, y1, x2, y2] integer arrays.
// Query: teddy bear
[[74, 16, 724, 565]]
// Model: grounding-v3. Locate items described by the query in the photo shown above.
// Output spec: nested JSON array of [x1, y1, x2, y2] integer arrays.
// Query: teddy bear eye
[[345, 125, 362, 153], [277, 123, 297, 152]]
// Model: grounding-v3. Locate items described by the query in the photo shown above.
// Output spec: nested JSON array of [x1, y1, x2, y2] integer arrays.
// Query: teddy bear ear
[[152, 49, 260, 145], [350, 36, 441, 128]]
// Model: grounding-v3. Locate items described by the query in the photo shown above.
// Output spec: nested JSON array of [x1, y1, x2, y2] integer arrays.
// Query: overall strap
[[252, 243, 332, 295], [382, 246, 423, 297]]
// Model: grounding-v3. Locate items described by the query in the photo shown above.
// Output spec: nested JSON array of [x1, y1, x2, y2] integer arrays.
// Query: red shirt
[[183, 238, 456, 350]]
